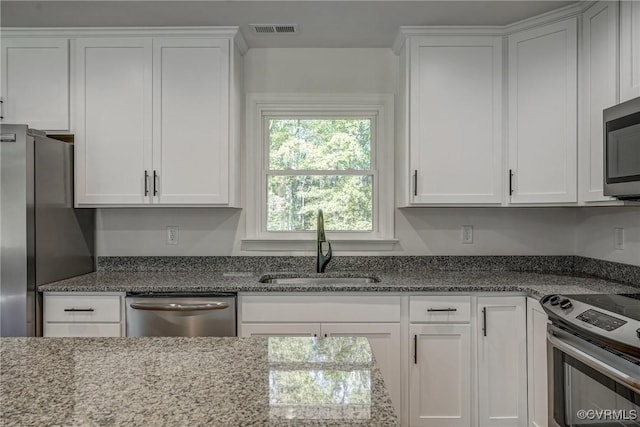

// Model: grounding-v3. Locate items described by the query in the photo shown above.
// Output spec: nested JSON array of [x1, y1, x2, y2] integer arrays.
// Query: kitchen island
[[0, 336, 398, 426]]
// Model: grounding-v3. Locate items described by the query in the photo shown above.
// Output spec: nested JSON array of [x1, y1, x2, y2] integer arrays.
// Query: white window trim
[[243, 93, 396, 252]]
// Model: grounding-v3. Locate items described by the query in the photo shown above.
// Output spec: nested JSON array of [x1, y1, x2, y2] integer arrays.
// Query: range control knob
[[636, 329, 640, 340], [560, 299, 573, 310], [549, 295, 561, 306]]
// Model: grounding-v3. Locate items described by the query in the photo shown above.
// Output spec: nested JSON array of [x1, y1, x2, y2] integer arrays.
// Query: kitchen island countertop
[[39, 270, 639, 297], [0, 336, 398, 426]]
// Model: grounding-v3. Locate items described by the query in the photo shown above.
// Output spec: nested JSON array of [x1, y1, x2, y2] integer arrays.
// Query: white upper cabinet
[[153, 38, 230, 205], [75, 38, 153, 205], [620, 1, 640, 102], [579, 2, 619, 203], [399, 35, 503, 205], [508, 17, 578, 204], [74, 30, 243, 207], [1, 38, 70, 131]]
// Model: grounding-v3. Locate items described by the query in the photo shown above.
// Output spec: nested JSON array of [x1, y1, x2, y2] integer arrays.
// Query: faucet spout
[[316, 209, 332, 273]]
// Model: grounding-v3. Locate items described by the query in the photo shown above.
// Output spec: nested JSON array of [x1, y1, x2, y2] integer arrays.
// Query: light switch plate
[[462, 225, 473, 244], [614, 228, 624, 250], [167, 226, 179, 245]]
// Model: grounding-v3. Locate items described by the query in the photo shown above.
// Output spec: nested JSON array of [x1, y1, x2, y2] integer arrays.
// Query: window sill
[[240, 239, 399, 252]]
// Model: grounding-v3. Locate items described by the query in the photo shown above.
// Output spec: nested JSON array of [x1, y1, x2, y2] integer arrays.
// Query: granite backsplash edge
[[96, 255, 639, 287]]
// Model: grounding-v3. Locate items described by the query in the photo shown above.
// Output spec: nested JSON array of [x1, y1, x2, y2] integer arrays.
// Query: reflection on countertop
[[0, 336, 398, 427]]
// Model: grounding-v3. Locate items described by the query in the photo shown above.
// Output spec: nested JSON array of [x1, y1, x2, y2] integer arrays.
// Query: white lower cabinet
[[240, 323, 320, 337], [238, 294, 402, 416], [409, 323, 471, 427], [43, 292, 125, 337], [477, 297, 527, 427], [527, 298, 549, 427]]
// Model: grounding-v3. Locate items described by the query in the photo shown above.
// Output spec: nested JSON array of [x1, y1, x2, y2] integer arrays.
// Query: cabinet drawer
[[241, 295, 401, 322], [45, 295, 121, 323], [410, 296, 471, 322], [44, 323, 122, 337]]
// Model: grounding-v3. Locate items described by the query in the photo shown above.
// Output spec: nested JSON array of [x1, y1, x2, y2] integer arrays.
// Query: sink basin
[[260, 276, 379, 284]]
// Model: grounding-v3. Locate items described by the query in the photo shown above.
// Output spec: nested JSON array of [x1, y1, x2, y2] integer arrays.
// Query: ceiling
[[2, 1, 576, 48]]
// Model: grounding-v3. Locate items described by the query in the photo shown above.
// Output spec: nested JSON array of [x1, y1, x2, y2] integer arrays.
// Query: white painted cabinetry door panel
[[409, 323, 471, 427], [75, 38, 153, 205], [508, 18, 578, 204], [580, 1, 619, 203], [527, 298, 549, 427], [409, 36, 503, 204], [44, 323, 122, 337], [322, 323, 402, 417], [153, 38, 230, 204], [239, 323, 321, 337], [620, 1, 640, 102], [1, 38, 69, 131], [477, 297, 527, 427]]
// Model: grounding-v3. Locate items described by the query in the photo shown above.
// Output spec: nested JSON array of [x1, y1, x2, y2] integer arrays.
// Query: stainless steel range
[[542, 293, 640, 427]]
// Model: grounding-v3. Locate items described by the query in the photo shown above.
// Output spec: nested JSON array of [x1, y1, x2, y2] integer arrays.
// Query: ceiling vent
[[250, 24, 299, 35]]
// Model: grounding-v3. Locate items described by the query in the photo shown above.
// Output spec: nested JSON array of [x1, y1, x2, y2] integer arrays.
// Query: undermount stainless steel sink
[[260, 276, 379, 284]]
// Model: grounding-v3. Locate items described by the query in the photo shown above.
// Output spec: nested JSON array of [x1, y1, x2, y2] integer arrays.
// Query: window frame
[[244, 94, 395, 251], [264, 113, 378, 235]]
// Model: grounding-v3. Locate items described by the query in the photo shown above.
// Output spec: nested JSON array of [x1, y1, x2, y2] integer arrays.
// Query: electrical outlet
[[461, 225, 473, 244], [167, 226, 179, 245], [614, 228, 624, 250]]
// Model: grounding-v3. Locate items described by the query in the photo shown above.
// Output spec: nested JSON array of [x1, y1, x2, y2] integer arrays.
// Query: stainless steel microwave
[[603, 96, 640, 200]]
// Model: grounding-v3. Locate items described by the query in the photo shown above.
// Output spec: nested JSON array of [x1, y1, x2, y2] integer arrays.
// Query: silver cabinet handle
[[144, 171, 149, 196], [129, 302, 229, 311], [427, 308, 457, 312]]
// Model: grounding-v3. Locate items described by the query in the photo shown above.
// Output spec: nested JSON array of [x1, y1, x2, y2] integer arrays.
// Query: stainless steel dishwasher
[[125, 293, 236, 337]]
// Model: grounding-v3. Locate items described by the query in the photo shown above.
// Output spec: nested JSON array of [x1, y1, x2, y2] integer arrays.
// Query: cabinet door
[[409, 323, 471, 427], [409, 36, 503, 204], [75, 38, 152, 205], [477, 297, 527, 427], [580, 2, 619, 203], [620, 1, 640, 102], [321, 323, 401, 416], [239, 323, 320, 337], [527, 298, 549, 427], [508, 18, 578, 204], [153, 38, 230, 204], [1, 38, 69, 130], [44, 323, 122, 337]]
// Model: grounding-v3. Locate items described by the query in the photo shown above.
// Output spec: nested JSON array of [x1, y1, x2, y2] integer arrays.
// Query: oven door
[[548, 325, 640, 427]]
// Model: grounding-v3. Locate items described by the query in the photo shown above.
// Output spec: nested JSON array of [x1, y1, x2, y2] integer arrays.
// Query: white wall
[[96, 207, 578, 256], [575, 207, 640, 266], [96, 209, 242, 256], [244, 48, 397, 93], [396, 208, 576, 255]]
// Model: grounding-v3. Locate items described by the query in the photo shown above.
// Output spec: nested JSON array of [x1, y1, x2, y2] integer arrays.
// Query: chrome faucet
[[316, 209, 332, 273]]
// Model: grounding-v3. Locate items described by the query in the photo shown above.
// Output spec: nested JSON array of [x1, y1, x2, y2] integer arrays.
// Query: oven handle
[[129, 302, 230, 311], [548, 332, 640, 393]]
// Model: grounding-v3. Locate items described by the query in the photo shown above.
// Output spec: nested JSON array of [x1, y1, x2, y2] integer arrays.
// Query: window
[[266, 117, 374, 232], [245, 94, 395, 251]]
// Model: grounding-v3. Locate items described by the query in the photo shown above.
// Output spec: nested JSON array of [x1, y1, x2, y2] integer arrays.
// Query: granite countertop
[[0, 336, 398, 427], [39, 270, 639, 298]]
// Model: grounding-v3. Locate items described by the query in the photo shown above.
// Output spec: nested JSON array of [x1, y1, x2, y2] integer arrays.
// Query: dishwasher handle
[[129, 302, 230, 312]]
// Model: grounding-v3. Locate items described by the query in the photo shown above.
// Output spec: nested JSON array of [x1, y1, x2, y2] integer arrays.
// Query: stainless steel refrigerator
[[1, 124, 95, 337]]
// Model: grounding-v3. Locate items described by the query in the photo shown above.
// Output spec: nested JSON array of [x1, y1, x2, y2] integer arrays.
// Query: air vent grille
[[250, 24, 299, 35]]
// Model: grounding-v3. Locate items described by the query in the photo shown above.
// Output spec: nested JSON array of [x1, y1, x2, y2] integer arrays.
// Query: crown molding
[[393, 1, 591, 55]]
